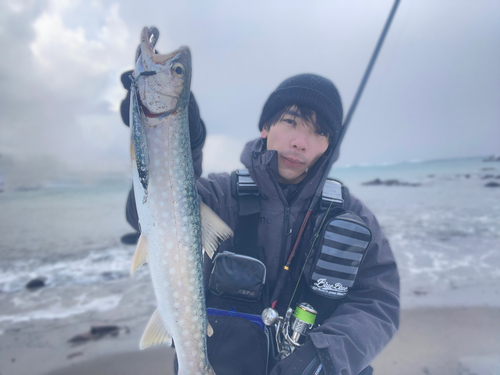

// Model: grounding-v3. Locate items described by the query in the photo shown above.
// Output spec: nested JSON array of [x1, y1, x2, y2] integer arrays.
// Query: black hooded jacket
[[126, 135, 400, 375]]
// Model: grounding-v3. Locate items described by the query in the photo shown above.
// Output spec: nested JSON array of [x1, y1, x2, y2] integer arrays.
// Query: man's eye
[[284, 119, 295, 125]]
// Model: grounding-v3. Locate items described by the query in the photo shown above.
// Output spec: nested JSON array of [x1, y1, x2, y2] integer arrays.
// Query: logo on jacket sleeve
[[312, 278, 348, 297]]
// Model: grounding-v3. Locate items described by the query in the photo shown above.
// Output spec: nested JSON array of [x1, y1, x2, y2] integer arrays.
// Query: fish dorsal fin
[[130, 233, 148, 275], [140, 308, 172, 350], [200, 201, 233, 259], [207, 322, 214, 337]]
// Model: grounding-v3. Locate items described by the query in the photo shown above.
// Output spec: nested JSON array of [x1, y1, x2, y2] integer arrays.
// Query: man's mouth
[[281, 156, 305, 168]]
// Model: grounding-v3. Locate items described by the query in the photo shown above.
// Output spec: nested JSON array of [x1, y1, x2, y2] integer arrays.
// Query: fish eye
[[172, 62, 185, 77]]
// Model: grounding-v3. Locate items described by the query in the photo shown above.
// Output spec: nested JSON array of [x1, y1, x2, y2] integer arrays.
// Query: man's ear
[[261, 127, 269, 139]]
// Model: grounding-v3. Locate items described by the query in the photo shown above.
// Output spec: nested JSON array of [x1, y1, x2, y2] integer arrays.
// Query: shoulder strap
[[229, 169, 262, 259], [321, 178, 350, 210], [231, 169, 261, 216]]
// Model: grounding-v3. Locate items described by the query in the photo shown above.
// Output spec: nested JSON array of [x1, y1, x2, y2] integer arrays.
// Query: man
[[121, 72, 399, 375]]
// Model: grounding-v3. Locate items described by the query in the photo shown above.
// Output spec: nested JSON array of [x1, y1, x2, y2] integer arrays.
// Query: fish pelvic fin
[[207, 322, 214, 337], [200, 201, 233, 259], [130, 233, 148, 274], [140, 308, 172, 350]]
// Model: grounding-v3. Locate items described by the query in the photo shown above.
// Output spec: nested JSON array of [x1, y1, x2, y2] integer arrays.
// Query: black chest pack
[[208, 169, 372, 304]]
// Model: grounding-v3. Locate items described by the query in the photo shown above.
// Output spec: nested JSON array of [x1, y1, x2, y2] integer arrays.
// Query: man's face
[[261, 106, 329, 185]]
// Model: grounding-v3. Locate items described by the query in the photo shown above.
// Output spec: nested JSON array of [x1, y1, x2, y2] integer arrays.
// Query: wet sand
[[1, 307, 499, 375]]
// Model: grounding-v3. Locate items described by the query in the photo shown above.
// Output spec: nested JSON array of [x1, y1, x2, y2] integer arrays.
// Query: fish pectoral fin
[[200, 201, 234, 259], [140, 308, 173, 350], [130, 233, 148, 274], [207, 322, 214, 337]]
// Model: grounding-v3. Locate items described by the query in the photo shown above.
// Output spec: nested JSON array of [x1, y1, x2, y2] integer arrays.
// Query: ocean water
[[0, 157, 499, 332]]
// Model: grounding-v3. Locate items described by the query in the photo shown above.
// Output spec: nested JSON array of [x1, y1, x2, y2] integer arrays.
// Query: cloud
[[29, 0, 131, 108], [0, 0, 499, 179], [0, 0, 133, 172]]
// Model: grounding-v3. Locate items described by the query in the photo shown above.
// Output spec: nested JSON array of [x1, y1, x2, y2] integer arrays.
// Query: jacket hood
[[240, 137, 334, 204]]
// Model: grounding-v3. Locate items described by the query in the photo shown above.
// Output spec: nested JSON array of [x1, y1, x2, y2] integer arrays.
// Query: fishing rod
[[270, 0, 401, 309]]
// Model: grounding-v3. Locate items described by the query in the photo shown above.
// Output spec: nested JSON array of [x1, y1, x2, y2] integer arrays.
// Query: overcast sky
[[0, 0, 499, 176]]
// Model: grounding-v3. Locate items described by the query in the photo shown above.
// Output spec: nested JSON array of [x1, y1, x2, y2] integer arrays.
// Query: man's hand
[[270, 341, 324, 375]]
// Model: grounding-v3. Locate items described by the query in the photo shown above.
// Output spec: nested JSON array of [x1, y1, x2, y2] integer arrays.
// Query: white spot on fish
[[164, 161, 169, 167], [153, 148, 159, 153], [154, 160, 160, 167], [177, 281, 182, 287], [173, 291, 179, 298], [154, 138, 160, 144], [162, 211, 169, 218], [160, 201, 165, 206], [191, 315, 198, 322], [161, 259, 167, 265], [162, 191, 168, 198], [188, 285, 194, 292], [170, 268, 176, 275], [178, 319, 185, 326], [174, 302, 180, 308], [166, 242, 173, 249]]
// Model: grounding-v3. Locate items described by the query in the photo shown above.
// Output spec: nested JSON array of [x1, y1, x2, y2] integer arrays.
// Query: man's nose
[[291, 131, 308, 151]]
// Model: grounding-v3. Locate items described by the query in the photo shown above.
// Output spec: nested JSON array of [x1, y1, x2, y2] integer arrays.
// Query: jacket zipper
[[279, 206, 292, 267]]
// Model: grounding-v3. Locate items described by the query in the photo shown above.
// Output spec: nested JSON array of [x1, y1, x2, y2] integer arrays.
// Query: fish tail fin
[[200, 201, 233, 259]]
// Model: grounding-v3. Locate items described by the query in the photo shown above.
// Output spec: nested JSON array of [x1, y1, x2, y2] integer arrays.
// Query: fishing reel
[[262, 302, 317, 359]]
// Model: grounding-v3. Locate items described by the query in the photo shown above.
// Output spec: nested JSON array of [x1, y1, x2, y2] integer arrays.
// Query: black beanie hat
[[258, 74, 343, 144]]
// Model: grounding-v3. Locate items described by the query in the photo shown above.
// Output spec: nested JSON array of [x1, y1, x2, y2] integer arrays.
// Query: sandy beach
[[1, 305, 499, 375]]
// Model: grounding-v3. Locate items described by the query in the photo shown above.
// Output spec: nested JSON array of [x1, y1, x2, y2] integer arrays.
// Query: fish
[[129, 26, 232, 375]]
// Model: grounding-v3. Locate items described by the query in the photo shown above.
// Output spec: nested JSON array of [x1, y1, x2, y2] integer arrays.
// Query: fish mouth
[[151, 47, 190, 66], [138, 94, 178, 118], [141, 103, 176, 119]]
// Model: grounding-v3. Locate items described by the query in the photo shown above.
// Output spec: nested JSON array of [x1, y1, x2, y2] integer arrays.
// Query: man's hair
[[262, 104, 331, 140]]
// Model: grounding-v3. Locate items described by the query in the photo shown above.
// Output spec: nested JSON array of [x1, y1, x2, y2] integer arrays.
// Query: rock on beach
[[362, 178, 421, 187]]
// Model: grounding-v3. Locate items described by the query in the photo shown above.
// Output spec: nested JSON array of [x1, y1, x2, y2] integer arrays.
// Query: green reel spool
[[293, 303, 317, 325]]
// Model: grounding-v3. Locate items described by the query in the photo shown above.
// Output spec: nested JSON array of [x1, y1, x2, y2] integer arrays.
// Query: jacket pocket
[[307, 211, 372, 299]]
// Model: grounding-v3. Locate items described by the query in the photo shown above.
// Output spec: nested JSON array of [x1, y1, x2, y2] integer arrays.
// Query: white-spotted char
[[129, 27, 232, 375]]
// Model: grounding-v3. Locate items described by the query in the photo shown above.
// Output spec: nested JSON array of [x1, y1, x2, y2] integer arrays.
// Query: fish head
[[134, 27, 191, 120]]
